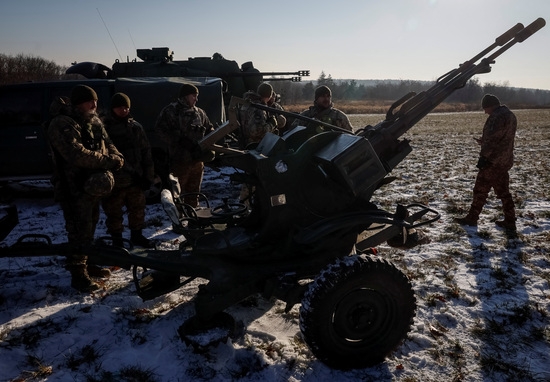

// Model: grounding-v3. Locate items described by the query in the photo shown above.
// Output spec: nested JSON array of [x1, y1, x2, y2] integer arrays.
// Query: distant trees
[[270, 71, 550, 108], [0, 53, 66, 85]]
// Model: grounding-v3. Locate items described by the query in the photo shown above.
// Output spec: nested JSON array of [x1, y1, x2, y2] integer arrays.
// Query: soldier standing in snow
[[101, 93, 155, 248], [454, 94, 518, 238], [47, 85, 124, 292], [155, 84, 214, 208]]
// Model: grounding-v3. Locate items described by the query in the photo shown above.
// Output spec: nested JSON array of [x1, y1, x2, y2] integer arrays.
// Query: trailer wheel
[[299, 254, 416, 369]]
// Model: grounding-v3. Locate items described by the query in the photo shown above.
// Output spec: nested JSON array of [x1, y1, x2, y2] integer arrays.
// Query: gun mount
[[2, 18, 545, 370]]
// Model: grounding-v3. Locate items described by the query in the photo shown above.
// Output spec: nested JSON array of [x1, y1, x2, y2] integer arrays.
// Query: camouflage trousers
[[59, 192, 101, 266], [102, 185, 146, 234], [172, 161, 204, 208], [466, 166, 515, 222]]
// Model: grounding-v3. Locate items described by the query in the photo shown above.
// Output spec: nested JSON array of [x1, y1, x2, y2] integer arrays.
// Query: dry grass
[[284, 100, 498, 114]]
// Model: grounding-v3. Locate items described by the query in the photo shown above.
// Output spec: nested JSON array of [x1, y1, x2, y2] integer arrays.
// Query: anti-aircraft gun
[[0, 18, 545, 370]]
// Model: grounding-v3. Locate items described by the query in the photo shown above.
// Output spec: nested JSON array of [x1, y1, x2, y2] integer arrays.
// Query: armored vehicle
[[67, 47, 309, 107]]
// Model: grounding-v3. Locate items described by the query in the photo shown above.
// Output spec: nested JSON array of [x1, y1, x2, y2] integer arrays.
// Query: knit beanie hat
[[257, 83, 274, 98], [111, 92, 131, 109], [70, 85, 98, 106], [179, 84, 199, 98], [314, 85, 331, 100], [481, 94, 500, 108]]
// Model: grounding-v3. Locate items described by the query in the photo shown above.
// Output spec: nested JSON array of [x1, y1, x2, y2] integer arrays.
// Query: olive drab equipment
[[67, 47, 310, 109]]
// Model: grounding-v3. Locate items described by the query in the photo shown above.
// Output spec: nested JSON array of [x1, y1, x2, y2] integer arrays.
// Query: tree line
[[0, 53, 67, 85], [270, 71, 550, 109], [2, 54, 549, 109]]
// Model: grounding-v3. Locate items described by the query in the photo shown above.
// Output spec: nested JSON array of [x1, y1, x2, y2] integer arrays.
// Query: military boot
[[87, 264, 111, 278], [131, 230, 155, 248], [496, 220, 518, 239], [453, 215, 478, 227], [69, 264, 100, 292]]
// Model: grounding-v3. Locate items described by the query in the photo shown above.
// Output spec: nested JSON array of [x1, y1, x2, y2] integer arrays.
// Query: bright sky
[[1, 0, 548, 89]]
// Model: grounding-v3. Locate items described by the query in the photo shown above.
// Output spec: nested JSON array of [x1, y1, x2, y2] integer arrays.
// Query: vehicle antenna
[[96, 8, 122, 61], [128, 29, 137, 52]]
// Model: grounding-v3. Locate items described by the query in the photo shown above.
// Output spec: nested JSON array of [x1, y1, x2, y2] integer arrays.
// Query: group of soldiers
[[45, 81, 349, 292], [46, 85, 155, 292], [45, 79, 517, 293]]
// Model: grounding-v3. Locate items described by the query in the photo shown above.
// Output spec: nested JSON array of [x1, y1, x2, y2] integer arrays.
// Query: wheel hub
[[333, 288, 390, 341]]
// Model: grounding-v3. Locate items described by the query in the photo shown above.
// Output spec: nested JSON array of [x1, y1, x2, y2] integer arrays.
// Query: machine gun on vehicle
[[1, 18, 545, 370]]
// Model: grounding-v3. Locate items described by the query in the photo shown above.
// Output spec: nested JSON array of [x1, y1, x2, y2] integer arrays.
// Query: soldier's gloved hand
[[476, 156, 490, 169], [105, 154, 124, 171]]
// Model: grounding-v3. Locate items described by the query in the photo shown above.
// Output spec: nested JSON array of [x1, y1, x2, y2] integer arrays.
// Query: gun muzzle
[[516, 17, 546, 42]]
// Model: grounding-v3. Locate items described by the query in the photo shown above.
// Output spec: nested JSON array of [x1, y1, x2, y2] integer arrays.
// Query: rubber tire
[[299, 254, 416, 370]]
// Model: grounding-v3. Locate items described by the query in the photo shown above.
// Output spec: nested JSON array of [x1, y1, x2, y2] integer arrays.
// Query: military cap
[[111, 92, 131, 109], [70, 85, 98, 106], [481, 94, 501, 109], [314, 85, 331, 100], [179, 84, 199, 98], [257, 83, 274, 98]]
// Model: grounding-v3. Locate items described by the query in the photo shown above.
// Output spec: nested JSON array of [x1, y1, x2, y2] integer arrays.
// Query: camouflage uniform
[[290, 103, 353, 132], [46, 98, 124, 270], [463, 105, 517, 225], [101, 113, 154, 237], [239, 91, 278, 146], [155, 98, 213, 207]]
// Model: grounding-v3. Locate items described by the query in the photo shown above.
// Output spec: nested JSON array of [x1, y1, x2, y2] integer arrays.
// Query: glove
[[105, 154, 124, 171], [476, 156, 490, 169]]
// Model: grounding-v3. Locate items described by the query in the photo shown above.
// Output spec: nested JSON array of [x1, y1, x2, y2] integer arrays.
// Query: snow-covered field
[[1, 109, 549, 381]]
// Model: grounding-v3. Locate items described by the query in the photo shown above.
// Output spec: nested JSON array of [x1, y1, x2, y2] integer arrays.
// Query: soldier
[[454, 94, 518, 238], [155, 84, 214, 208], [101, 93, 155, 248], [290, 85, 353, 131], [46, 85, 124, 292], [239, 82, 280, 147]]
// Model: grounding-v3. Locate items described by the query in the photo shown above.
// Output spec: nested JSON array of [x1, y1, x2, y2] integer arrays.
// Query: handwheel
[[210, 201, 247, 217]]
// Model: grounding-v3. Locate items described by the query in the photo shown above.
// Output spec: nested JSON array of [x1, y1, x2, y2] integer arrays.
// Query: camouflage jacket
[[480, 105, 517, 171], [103, 113, 155, 188], [291, 103, 353, 132], [239, 91, 278, 146], [47, 102, 124, 197], [155, 99, 213, 165]]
